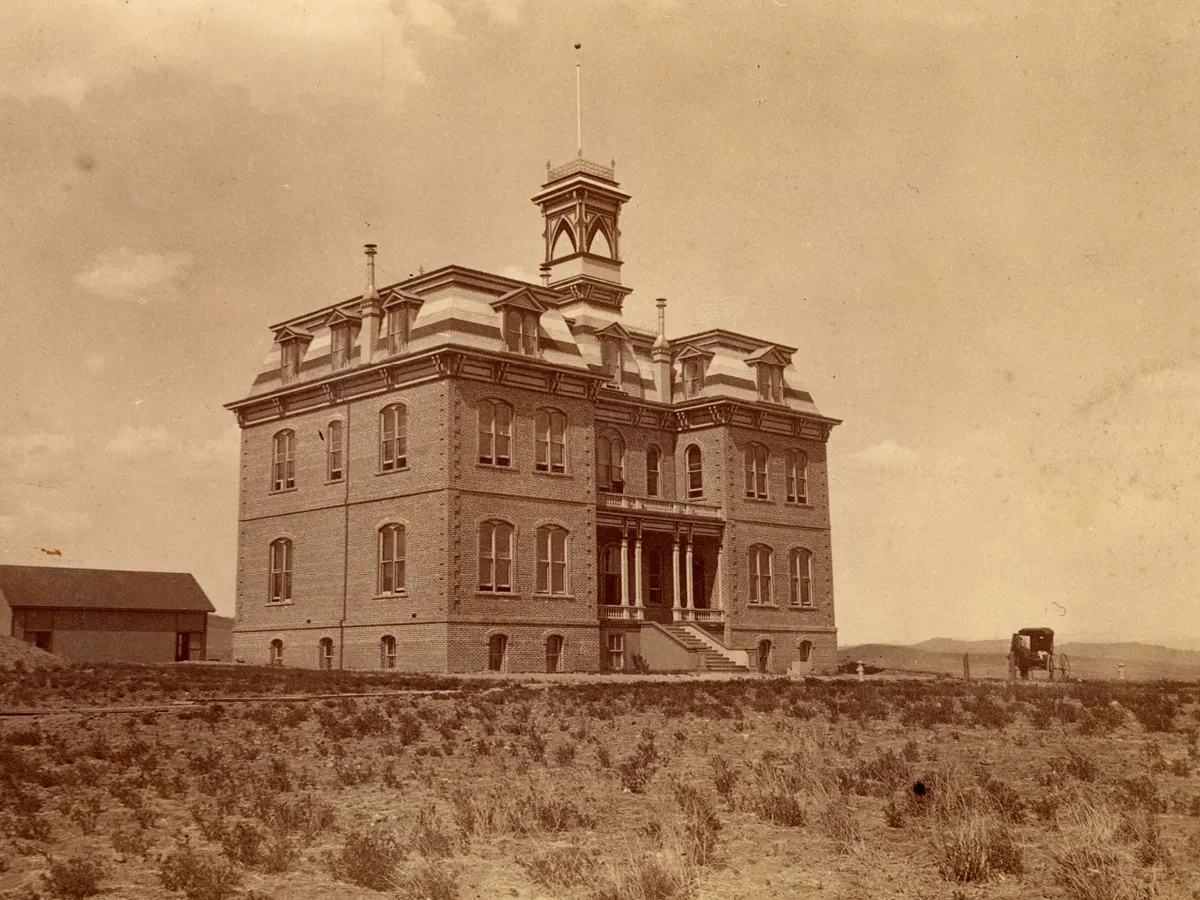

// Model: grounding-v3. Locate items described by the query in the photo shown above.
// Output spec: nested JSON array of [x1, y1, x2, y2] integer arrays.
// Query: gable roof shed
[[0, 566, 215, 614]]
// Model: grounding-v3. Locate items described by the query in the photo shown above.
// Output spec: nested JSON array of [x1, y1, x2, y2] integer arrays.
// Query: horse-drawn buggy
[[1008, 627, 1070, 681]]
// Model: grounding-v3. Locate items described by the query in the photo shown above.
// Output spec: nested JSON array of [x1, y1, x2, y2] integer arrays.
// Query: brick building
[[0, 565, 213, 663], [226, 157, 840, 674]]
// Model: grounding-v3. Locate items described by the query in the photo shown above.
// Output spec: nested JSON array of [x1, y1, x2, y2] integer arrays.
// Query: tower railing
[[548, 158, 615, 182]]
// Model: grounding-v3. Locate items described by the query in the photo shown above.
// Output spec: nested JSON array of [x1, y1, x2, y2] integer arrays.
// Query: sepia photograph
[[1, 0, 1199, 897]]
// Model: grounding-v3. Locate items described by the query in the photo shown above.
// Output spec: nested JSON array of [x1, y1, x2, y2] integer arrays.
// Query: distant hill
[[841, 639, 1200, 681]]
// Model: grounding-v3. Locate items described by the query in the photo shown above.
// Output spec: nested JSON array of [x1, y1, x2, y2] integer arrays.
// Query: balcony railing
[[673, 608, 726, 624], [599, 605, 643, 621], [597, 493, 723, 520]]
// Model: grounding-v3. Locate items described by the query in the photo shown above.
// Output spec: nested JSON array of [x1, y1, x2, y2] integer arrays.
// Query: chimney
[[361, 244, 381, 366], [652, 297, 672, 402]]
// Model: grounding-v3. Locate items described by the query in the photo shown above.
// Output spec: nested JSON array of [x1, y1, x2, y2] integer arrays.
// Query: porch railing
[[599, 605, 644, 621], [597, 493, 723, 520], [673, 608, 726, 624]]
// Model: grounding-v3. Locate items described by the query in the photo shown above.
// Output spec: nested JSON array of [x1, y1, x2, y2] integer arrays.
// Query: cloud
[[403, 0, 458, 35], [475, 0, 526, 23], [850, 439, 919, 468], [74, 249, 193, 302], [0, 433, 74, 476], [105, 424, 240, 466], [1135, 367, 1200, 395]]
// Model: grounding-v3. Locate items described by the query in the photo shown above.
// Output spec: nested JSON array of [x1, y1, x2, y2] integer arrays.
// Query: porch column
[[716, 543, 725, 610], [671, 535, 681, 611], [619, 529, 630, 608], [634, 529, 644, 607], [685, 535, 695, 611]]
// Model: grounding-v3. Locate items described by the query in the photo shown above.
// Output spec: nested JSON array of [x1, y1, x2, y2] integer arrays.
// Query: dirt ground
[[1, 667, 1198, 900]]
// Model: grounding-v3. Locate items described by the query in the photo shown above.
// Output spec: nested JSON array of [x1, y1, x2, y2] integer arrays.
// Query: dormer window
[[757, 364, 784, 404], [330, 324, 353, 370], [504, 309, 539, 355], [387, 308, 410, 354], [682, 357, 706, 399], [275, 328, 312, 385], [600, 335, 623, 385]]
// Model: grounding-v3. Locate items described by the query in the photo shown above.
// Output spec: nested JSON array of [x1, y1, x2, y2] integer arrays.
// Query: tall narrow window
[[319, 637, 334, 671], [488, 634, 508, 671], [535, 409, 566, 473], [478, 521, 514, 593], [478, 400, 513, 467], [789, 547, 813, 607], [536, 526, 568, 595], [744, 444, 769, 499], [597, 433, 625, 492], [798, 640, 813, 663], [749, 544, 773, 604], [606, 633, 624, 671], [545, 635, 563, 673], [504, 309, 539, 355], [682, 358, 705, 398], [326, 421, 344, 482], [600, 336, 623, 385], [331, 325, 353, 370], [786, 450, 809, 504], [686, 445, 703, 499], [381, 635, 397, 669], [269, 639, 284, 666], [269, 538, 293, 603], [757, 639, 772, 674], [379, 524, 406, 595], [646, 446, 661, 497], [757, 364, 784, 403], [271, 430, 295, 492], [380, 405, 407, 472], [387, 307, 411, 355], [647, 549, 662, 604], [280, 342, 303, 384]]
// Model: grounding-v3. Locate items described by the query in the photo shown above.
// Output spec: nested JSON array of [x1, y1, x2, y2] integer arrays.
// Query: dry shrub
[[409, 807, 461, 858], [42, 854, 104, 900], [391, 857, 460, 900], [159, 840, 242, 900], [819, 794, 862, 853], [669, 781, 722, 868], [931, 813, 1024, 882], [449, 777, 595, 840], [519, 843, 601, 891], [328, 825, 405, 891], [110, 824, 151, 857], [1051, 803, 1159, 900], [588, 848, 695, 900]]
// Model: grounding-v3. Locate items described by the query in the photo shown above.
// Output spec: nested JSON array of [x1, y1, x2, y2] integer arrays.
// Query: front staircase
[[660, 624, 748, 673]]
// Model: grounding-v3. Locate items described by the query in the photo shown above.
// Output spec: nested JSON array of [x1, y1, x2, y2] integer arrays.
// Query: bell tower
[[532, 157, 633, 312]]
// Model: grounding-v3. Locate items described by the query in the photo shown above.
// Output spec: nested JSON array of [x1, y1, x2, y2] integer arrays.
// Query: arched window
[[380, 405, 407, 472], [789, 548, 813, 607], [478, 400, 513, 467], [535, 409, 566, 473], [536, 526, 568, 595], [271, 430, 295, 492], [478, 521, 513, 593], [596, 432, 625, 492], [686, 445, 703, 499], [318, 637, 334, 671], [488, 634, 508, 671], [647, 549, 662, 604], [744, 443, 769, 499], [798, 640, 813, 663], [550, 220, 576, 260], [269, 639, 284, 666], [646, 446, 661, 497], [757, 639, 772, 674], [326, 420, 344, 482], [269, 538, 293, 603], [786, 450, 809, 504], [749, 544, 773, 604], [545, 635, 563, 673], [378, 524, 406, 595], [381, 635, 397, 669]]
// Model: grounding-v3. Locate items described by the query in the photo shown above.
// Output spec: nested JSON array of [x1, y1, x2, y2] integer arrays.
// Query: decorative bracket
[[585, 379, 602, 401], [711, 403, 734, 426], [435, 352, 462, 378], [234, 409, 248, 427], [750, 410, 765, 431], [492, 360, 509, 384], [384, 367, 400, 389], [674, 410, 690, 431], [792, 418, 805, 437], [271, 397, 287, 419], [548, 371, 562, 394], [323, 382, 342, 405]]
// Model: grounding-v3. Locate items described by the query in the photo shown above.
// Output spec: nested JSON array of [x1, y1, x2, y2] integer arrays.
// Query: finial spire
[[574, 42, 583, 158]]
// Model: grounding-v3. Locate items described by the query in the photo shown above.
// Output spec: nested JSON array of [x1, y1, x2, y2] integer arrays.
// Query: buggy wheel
[[1057, 654, 1071, 681]]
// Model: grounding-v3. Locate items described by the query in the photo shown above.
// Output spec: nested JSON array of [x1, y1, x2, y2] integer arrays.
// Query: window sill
[[533, 469, 571, 477], [533, 593, 575, 601], [476, 462, 517, 472], [325, 478, 346, 486], [785, 501, 813, 508], [474, 591, 519, 599], [265, 601, 295, 607], [372, 592, 408, 600], [744, 495, 773, 504], [747, 602, 779, 609], [269, 487, 297, 495], [376, 466, 410, 477], [788, 604, 817, 611]]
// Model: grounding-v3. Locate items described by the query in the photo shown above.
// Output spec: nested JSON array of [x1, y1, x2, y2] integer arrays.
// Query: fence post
[[962, 652, 970, 682]]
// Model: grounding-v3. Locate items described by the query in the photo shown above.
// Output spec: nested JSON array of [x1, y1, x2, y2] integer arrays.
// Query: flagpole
[[575, 62, 582, 157]]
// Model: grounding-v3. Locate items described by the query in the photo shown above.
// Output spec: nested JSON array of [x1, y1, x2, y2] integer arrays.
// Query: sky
[[2, 0, 1198, 648]]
